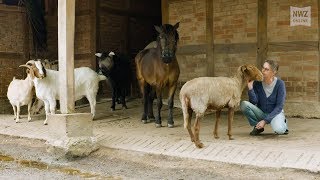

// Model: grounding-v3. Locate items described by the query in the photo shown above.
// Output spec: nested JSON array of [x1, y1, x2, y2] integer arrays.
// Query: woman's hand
[[248, 80, 254, 90], [256, 120, 266, 129]]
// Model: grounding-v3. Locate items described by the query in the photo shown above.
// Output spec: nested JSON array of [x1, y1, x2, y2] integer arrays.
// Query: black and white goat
[[95, 51, 132, 111], [21, 60, 106, 125]]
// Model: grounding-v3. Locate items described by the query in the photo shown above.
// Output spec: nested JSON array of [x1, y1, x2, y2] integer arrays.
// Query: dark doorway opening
[[96, 0, 162, 98]]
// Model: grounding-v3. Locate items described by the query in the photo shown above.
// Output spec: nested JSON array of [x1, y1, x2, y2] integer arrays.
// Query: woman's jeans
[[240, 101, 288, 134]]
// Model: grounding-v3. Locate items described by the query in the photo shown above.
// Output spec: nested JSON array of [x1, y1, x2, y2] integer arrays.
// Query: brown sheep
[[179, 64, 263, 148]]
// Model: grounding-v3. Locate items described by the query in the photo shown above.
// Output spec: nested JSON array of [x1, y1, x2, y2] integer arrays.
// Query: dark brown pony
[[135, 22, 180, 128]]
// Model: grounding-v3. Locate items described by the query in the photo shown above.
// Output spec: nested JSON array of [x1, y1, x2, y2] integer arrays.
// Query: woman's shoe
[[250, 127, 264, 136]]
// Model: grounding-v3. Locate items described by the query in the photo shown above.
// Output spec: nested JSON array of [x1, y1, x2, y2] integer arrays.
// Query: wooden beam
[[22, 11, 29, 60], [268, 41, 318, 52], [161, 0, 169, 24], [0, 52, 25, 59], [98, 6, 160, 19], [96, 0, 101, 52], [206, 0, 214, 76], [177, 41, 317, 55], [58, 0, 75, 114], [177, 44, 207, 55], [89, 0, 97, 69], [318, 0, 320, 102], [214, 43, 257, 54], [257, 0, 267, 67]]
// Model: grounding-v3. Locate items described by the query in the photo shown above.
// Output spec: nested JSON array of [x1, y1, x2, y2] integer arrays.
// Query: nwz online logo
[[290, 6, 311, 26], [293, 11, 308, 17]]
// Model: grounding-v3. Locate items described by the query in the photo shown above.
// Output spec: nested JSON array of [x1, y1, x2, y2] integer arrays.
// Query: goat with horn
[[21, 60, 106, 125]]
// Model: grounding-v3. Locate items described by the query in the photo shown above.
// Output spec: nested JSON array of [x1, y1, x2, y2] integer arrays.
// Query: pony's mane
[[159, 24, 179, 42]]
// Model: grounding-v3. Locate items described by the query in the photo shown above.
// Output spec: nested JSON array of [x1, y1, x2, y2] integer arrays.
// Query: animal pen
[[0, 0, 320, 117]]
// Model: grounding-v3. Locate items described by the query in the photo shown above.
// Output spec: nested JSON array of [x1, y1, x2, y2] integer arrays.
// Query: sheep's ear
[[240, 65, 251, 80], [241, 65, 248, 73]]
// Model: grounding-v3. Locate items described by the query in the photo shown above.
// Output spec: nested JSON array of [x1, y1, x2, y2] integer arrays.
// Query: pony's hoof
[[167, 124, 174, 128], [110, 108, 115, 111], [155, 123, 162, 128], [15, 120, 20, 123], [214, 134, 219, 139], [141, 120, 148, 124], [229, 136, 234, 140], [195, 141, 204, 148]]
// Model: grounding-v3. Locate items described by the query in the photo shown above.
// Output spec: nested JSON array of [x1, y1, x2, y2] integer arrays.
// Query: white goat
[[21, 60, 106, 125], [179, 64, 263, 148], [7, 67, 34, 123], [30, 59, 59, 115]]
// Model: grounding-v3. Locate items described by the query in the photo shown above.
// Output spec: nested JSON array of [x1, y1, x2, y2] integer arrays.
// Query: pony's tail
[[180, 92, 190, 129]]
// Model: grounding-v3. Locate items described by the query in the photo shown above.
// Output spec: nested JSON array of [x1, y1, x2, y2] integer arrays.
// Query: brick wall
[[213, 0, 258, 77], [214, 0, 257, 44], [267, 0, 319, 102], [168, 0, 320, 104], [172, 0, 258, 80], [0, 0, 96, 114], [45, 0, 96, 68], [169, 0, 207, 81], [169, 0, 206, 45], [0, 4, 28, 113]]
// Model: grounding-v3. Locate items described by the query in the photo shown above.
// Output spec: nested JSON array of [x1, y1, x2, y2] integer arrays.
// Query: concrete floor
[[0, 98, 319, 172]]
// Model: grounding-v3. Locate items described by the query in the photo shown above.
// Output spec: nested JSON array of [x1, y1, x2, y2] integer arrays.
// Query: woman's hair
[[265, 59, 279, 73]]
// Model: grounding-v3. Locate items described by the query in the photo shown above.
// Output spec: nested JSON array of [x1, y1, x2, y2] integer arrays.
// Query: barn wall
[[0, 4, 28, 113], [169, 0, 207, 82], [45, 0, 96, 68], [165, 0, 320, 105], [0, 0, 97, 114], [213, 0, 257, 77], [267, 0, 319, 102]]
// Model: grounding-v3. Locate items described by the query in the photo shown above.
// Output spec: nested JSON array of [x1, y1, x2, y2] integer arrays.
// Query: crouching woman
[[240, 60, 289, 136]]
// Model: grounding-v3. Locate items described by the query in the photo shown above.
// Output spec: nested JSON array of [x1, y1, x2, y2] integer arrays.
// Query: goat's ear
[[27, 68, 35, 79]]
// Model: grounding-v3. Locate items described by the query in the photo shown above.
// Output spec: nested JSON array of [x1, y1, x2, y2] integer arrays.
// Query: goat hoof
[[110, 108, 115, 111], [167, 124, 174, 128], [229, 137, 234, 140], [214, 136, 220, 139], [155, 123, 162, 128], [141, 120, 148, 124], [15, 120, 20, 123]]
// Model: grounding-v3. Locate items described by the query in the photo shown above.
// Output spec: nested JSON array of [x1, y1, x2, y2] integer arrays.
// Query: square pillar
[[46, 113, 99, 158]]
